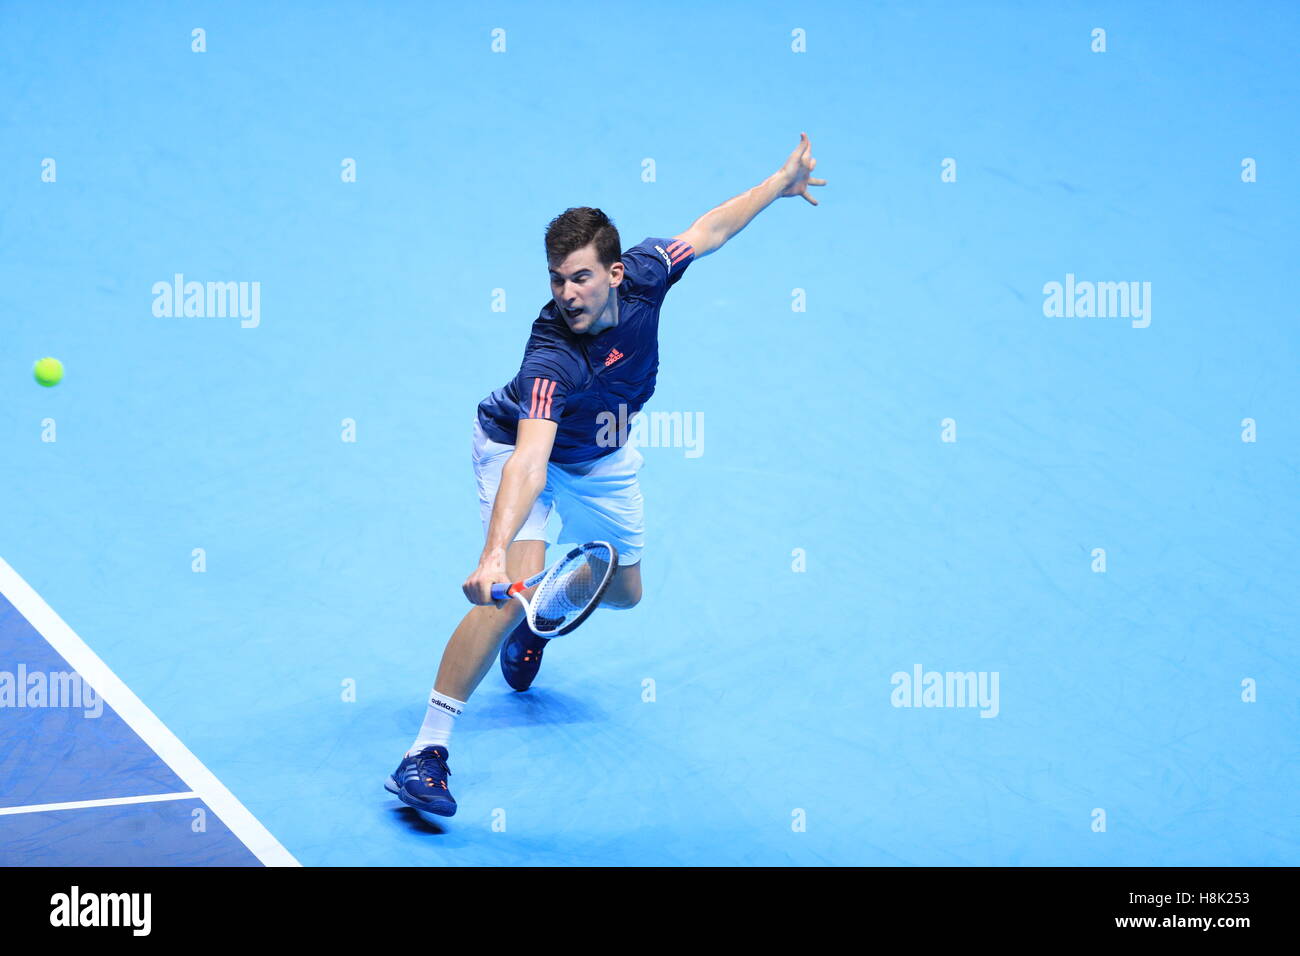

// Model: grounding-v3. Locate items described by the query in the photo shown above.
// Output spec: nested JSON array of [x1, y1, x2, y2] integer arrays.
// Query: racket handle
[[489, 567, 548, 602]]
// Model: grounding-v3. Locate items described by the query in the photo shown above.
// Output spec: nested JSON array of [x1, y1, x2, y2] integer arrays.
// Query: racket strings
[[531, 549, 613, 631]]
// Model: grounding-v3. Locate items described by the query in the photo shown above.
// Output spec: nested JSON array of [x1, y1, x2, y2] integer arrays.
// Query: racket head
[[525, 541, 619, 637]]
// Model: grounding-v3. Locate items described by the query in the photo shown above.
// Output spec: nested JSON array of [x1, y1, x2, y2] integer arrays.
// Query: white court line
[[0, 556, 301, 866], [0, 792, 198, 816]]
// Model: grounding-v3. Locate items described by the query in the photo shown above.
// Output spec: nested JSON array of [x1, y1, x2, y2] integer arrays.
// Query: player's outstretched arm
[[463, 418, 557, 606], [673, 131, 826, 258]]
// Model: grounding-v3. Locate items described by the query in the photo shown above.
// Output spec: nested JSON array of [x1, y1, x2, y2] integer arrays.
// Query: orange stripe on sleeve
[[529, 377, 542, 417]]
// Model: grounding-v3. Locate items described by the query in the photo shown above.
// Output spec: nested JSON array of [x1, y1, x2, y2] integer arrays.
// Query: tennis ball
[[33, 357, 64, 387]]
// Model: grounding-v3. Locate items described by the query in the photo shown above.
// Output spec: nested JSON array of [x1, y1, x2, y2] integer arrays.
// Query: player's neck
[[586, 290, 620, 335]]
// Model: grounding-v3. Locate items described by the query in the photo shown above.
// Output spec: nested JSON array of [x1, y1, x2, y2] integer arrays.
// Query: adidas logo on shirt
[[604, 348, 625, 367]]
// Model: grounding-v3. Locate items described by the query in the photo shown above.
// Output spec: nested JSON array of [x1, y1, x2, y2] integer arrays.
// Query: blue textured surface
[[0, 798, 260, 867], [1, 1, 1297, 865]]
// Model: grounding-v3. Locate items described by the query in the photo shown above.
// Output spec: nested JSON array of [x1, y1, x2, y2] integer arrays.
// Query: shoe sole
[[501, 653, 543, 692], [385, 775, 457, 817]]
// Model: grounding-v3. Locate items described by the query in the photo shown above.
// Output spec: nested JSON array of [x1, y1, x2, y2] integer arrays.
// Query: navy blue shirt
[[477, 237, 695, 464]]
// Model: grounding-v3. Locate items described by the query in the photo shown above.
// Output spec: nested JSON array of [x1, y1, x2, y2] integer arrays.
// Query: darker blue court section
[[0, 798, 260, 866], [0, 592, 188, 809], [0, 593, 259, 866]]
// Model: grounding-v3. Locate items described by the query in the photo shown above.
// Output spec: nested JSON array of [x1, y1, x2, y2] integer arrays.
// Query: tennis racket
[[491, 540, 619, 637]]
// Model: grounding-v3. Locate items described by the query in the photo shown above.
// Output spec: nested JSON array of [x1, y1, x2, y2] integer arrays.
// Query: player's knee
[[604, 572, 642, 609]]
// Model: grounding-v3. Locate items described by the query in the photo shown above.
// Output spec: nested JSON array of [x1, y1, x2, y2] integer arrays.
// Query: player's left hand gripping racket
[[490, 541, 619, 637]]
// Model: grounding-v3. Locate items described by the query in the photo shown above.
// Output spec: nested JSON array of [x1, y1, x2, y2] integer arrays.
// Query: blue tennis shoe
[[385, 745, 456, 816], [500, 621, 550, 692]]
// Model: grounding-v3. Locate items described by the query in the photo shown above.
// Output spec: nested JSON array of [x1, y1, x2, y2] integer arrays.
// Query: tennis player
[[387, 133, 824, 816]]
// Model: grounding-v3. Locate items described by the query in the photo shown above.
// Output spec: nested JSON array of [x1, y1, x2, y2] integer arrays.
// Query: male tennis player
[[387, 133, 824, 816]]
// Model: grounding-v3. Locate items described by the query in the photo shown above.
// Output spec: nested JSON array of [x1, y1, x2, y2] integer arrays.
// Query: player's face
[[550, 243, 621, 334]]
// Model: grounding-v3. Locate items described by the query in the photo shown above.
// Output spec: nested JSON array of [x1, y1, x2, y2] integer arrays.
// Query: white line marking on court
[[0, 556, 301, 866], [0, 792, 199, 816]]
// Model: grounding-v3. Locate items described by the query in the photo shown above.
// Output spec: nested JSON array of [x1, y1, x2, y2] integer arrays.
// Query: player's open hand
[[777, 132, 826, 205], [463, 551, 509, 607]]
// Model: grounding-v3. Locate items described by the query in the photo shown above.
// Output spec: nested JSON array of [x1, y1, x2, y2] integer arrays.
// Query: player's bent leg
[[497, 540, 565, 692], [600, 560, 642, 609], [433, 539, 546, 701], [389, 539, 545, 814], [549, 437, 645, 612]]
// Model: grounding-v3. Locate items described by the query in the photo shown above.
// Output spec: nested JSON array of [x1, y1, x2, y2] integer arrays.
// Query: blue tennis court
[[1, 1, 1297, 866]]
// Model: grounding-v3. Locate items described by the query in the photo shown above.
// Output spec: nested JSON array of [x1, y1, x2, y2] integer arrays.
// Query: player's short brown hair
[[545, 207, 621, 270]]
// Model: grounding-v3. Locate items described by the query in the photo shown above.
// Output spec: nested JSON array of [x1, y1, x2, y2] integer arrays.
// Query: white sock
[[408, 688, 467, 755]]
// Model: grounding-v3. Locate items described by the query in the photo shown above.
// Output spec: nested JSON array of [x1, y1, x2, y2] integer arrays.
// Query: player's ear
[[609, 261, 625, 286]]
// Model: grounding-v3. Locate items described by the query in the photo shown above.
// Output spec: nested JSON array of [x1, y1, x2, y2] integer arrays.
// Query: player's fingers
[[466, 578, 490, 605]]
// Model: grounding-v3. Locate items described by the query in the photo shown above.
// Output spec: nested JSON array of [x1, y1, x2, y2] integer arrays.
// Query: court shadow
[[470, 687, 606, 729], [388, 805, 450, 834]]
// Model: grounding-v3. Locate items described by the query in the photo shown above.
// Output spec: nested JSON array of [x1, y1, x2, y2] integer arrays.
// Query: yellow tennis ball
[[34, 357, 64, 387]]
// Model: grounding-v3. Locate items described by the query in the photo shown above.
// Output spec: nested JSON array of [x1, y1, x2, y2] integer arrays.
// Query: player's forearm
[[480, 455, 547, 561], [688, 172, 784, 251]]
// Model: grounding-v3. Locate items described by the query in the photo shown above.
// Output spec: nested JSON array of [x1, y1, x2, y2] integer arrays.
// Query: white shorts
[[472, 419, 645, 566]]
